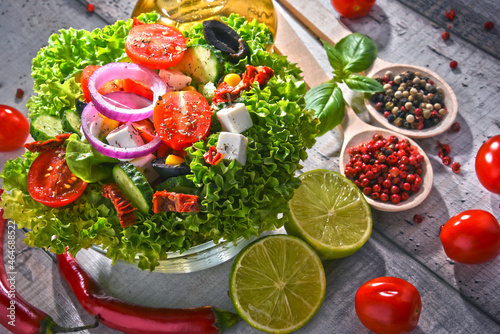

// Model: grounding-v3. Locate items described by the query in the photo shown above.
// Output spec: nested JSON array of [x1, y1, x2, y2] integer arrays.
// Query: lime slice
[[285, 169, 372, 259], [229, 235, 326, 334]]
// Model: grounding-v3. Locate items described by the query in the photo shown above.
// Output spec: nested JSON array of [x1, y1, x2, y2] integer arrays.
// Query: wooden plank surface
[[1, 0, 499, 333]]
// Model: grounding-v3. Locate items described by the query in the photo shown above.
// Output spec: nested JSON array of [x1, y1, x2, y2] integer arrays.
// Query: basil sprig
[[305, 33, 384, 136]]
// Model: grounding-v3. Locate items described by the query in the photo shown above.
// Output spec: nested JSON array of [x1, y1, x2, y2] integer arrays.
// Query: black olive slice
[[151, 157, 191, 179], [203, 20, 249, 62]]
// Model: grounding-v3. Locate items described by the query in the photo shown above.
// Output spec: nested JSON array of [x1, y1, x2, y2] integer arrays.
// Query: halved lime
[[229, 235, 326, 334], [285, 169, 372, 259]]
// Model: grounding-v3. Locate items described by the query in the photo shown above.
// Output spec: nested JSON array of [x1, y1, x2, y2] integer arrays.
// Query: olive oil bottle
[[132, 0, 277, 38]]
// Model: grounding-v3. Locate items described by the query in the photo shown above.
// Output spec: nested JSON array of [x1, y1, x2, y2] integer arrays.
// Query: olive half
[[203, 20, 249, 63], [151, 157, 191, 179]]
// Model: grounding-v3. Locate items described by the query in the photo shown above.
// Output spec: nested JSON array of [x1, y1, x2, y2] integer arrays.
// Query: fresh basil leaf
[[305, 82, 345, 136], [336, 33, 378, 73], [65, 139, 118, 183], [322, 40, 344, 73], [344, 74, 384, 93]]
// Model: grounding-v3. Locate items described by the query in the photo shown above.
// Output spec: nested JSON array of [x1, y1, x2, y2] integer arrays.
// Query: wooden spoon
[[339, 106, 433, 212], [274, 5, 434, 211], [276, 0, 458, 138]]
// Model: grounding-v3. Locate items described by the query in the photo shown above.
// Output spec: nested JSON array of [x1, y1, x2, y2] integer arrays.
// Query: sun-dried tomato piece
[[101, 184, 137, 228], [153, 190, 199, 213], [24, 133, 72, 153], [212, 65, 274, 105], [203, 146, 224, 166]]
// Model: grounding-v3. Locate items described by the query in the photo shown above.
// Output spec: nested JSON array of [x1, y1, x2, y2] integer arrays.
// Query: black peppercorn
[[387, 115, 396, 123]]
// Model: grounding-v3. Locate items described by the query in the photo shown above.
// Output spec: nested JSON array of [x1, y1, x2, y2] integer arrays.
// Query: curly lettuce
[[0, 13, 319, 271]]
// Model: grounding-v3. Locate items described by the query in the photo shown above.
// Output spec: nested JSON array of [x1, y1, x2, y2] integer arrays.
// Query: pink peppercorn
[[450, 60, 458, 69]]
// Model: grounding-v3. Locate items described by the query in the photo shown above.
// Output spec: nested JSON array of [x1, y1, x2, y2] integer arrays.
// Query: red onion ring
[[87, 62, 166, 122], [81, 100, 162, 159]]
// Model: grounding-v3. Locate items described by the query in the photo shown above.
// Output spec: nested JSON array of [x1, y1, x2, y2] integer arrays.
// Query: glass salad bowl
[[92, 236, 255, 273]]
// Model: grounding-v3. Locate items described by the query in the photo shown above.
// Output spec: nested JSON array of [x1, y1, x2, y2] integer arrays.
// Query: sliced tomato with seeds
[[153, 91, 212, 151], [125, 23, 186, 70], [27, 148, 88, 208]]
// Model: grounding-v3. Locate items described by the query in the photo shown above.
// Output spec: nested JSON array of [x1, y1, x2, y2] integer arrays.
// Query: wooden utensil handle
[[277, 0, 352, 45], [274, 5, 330, 88]]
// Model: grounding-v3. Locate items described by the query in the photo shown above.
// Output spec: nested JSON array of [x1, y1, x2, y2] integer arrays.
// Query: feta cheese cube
[[89, 113, 120, 140], [130, 154, 160, 183], [217, 103, 253, 133], [159, 69, 192, 91], [106, 123, 144, 149], [216, 132, 248, 165]]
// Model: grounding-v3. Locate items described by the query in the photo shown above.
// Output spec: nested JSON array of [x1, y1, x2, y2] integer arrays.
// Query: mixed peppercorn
[[344, 133, 424, 204], [370, 70, 447, 130]]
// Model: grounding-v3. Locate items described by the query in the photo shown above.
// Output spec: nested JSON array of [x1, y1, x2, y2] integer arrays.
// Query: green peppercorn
[[394, 117, 404, 127], [423, 109, 431, 119], [385, 102, 394, 110]]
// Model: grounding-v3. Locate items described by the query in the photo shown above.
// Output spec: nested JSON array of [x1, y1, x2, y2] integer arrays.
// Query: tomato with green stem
[[355, 276, 422, 334], [440, 210, 500, 264], [27, 148, 88, 208], [475, 135, 500, 194], [0, 105, 30, 152], [331, 0, 376, 18]]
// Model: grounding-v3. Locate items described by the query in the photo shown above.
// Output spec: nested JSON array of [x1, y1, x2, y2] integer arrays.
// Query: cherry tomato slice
[[27, 148, 88, 208], [125, 23, 186, 70], [153, 91, 212, 151], [0, 105, 30, 152], [80, 65, 154, 103], [80, 65, 100, 102], [475, 135, 500, 194], [330, 0, 376, 18], [132, 118, 157, 143], [355, 277, 422, 334], [440, 209, 500, 264]]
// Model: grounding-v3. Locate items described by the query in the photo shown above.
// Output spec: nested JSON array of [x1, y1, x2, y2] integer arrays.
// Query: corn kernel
[[165, 154, 185, 165], [182, 86, 197, 91], [223, 73, 241, 87]]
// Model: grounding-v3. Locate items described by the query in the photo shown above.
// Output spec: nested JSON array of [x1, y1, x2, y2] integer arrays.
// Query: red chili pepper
[[56, 251, 239, 334], [0, 210, 98, 334], [204, 146, 225, 166]]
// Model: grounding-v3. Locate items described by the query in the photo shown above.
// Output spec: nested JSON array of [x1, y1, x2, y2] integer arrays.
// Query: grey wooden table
[[0, 0, 499, 333]]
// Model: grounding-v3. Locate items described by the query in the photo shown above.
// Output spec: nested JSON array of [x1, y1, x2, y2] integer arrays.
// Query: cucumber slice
[[113, 162, 154, 215], [30, 114, 64, 141], [62, 110, 82, 134], [155, 175, 200, 196], [171, 45, 221, 86]]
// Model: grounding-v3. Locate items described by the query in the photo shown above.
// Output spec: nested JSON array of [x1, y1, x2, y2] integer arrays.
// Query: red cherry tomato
[[125, 23, 186, 70], [440, 210, 500, 264], [27, 148, 88, 208], [355, 277, 422, 334], [475, 135, 500, 194], [0, 105, 30, 152], [153, 91, 212, 151], [331, 0, 376, 18]]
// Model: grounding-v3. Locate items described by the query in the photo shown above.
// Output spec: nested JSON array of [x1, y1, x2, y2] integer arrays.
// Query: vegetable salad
[[0, 12, 318, 271]]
